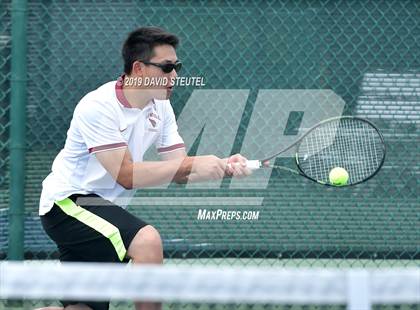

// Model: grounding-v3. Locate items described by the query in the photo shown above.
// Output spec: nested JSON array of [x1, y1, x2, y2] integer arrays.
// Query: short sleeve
[[75, 100, 127, 154], [156, 102, 185, 154]]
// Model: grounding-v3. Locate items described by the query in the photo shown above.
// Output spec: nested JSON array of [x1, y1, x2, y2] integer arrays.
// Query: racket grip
[[246, 160, 261, 170]]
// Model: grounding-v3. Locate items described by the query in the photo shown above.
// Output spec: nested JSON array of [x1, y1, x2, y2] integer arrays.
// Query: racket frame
[[257, 116, 386, 187]]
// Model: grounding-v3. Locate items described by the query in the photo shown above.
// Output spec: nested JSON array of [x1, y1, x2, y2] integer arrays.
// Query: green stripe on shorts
[[55, 197, 127, 261]]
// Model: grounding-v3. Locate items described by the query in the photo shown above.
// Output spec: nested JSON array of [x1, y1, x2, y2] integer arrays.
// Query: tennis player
[[38, 27, 250, 310]]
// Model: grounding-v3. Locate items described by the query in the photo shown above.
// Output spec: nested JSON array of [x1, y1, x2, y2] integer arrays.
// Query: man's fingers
[[223, 155, 253, 178], [234, 164, 246, 177], [230, 154, 248, 166], [230, 162, 252, 178]]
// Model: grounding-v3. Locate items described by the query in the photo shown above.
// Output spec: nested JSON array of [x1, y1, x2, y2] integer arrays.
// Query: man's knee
[[127, 225, 163, 263]]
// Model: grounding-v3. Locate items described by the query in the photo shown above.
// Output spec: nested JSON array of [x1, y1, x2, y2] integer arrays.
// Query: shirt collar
[[115, 75, 132, 108]]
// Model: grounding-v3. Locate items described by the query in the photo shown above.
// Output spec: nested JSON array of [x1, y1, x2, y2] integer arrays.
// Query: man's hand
[[174, 154, 252, 183], [176, 155, 227, 183], [225, 154, 252, 178]]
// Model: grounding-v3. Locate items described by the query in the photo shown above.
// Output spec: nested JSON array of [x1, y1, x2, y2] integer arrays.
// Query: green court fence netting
[[0, 0, 419, 265]]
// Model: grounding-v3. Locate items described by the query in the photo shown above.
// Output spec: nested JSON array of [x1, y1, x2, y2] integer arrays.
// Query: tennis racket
[[244, 116, 385, 187]]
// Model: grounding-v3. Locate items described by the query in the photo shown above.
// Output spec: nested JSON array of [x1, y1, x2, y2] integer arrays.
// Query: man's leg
[[127, 225, 163, 310], [42, 194, 138, 310]]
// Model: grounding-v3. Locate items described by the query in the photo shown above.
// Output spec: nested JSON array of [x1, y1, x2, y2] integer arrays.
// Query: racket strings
[[297, 119, 384, 184]]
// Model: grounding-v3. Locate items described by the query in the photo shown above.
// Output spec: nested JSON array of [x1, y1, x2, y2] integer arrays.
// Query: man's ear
[[131, 60, 144, 75]]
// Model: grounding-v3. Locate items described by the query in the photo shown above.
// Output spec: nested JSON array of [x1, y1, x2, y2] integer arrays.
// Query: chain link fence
[[0, 0, 419, 268]]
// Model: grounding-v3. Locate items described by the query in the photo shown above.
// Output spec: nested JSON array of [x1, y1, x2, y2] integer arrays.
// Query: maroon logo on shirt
[[148, 112, 160, 128]]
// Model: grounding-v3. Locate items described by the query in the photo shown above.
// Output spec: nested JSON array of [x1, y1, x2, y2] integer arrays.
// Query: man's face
[[134, 44, 179, 100]]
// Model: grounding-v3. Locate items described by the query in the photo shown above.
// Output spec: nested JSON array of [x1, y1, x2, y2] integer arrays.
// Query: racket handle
[[246, 160, 261, 170]]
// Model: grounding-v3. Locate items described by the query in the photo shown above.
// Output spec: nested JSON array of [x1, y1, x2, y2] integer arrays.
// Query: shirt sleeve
[[156, 102, 185, 154], [75, 100, 127, 154]]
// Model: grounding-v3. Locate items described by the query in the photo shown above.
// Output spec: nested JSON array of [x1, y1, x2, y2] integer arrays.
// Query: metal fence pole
[[8, 0, 28, 260]]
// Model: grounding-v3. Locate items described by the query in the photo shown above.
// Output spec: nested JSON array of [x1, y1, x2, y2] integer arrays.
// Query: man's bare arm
[[94, 147, 227, 189]]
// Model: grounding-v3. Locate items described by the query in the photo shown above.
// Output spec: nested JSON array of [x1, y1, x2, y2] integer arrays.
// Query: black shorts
[[41, 193, 148, 310]]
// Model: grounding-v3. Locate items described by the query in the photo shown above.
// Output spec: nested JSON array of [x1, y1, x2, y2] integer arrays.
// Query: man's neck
[[122, 83, 152, 110]]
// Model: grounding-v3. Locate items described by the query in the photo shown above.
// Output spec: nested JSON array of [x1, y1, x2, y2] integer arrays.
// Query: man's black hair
[[122, 26, 179, 74]]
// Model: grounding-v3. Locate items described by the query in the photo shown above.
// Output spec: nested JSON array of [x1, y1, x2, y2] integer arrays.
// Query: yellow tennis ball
[[329, 167, 349, 186]]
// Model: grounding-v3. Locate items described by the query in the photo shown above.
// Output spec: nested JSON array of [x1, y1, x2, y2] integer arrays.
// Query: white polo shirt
[[39, 76, 185, 215]]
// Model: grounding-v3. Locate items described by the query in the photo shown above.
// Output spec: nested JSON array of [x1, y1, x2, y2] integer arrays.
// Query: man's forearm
[[129, 156, 193, 188]]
